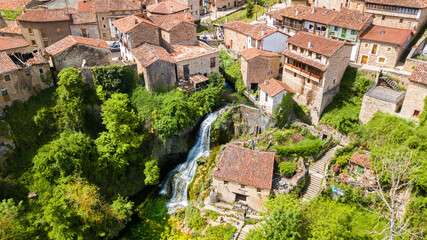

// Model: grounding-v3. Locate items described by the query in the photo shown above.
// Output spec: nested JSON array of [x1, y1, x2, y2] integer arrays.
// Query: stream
[[160, 112, 219, 213]]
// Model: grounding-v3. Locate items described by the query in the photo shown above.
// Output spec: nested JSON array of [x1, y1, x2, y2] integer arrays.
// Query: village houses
[[400, 63, 427, 121], [282, 31, 352, 124], [70, 11, 100, 39], [222, 21, 290, 53], [258, 78, 295, 115], [212, 144, 275, 212], [266, 5, 314, 35]]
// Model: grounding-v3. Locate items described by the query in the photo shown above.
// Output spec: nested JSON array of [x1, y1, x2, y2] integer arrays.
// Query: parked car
[[109, 41, 120, 52]]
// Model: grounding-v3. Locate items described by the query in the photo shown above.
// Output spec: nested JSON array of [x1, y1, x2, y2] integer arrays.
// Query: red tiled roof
[[350, 152, 371, 169], [266, 5, 312, 21], [286, 32, 345, 57], [149, 12, 194, 31], [0, 25, 22, 35], [78, 0, 96, 12], [170, 44, 218, 62], [283, 50, 327, 71], [360, 25, 412, 46], [45, 35, 110, 56], [240, 48, 280, 61], [25, 51, 48, 66], [329, 9, 373, 31], [365, 0, 427, 8], [190, 74, 208, 84], [222, 22, 285, 40], [212, 144, 275, 190], [303, 8, 339, 25], [71, 11, 97, 24], [0, 52, 19, 74], [408, 62, 427, 85], [113, 15, 157, 33], [132, 43, 174, 67], [95, 0, 140, 12], [259, 78, 294, 97], [0, 0, 32, 11], [146, 0, 189, 14], [17, 8, 76, 22], [0, 36, 29, 52]]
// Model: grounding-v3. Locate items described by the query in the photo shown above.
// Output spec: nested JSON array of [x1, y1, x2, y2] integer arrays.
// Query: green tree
[[246, 1, 255, 19], [419, 96, 427, 126], [207, 72, 225, 87], [91, 65, 136, 95], [0, 198, 24, 240], [274, 93, 294, 128], [189, 85, 223, 117], [144, 159, 160, 185], [55, 68, 86, 131]]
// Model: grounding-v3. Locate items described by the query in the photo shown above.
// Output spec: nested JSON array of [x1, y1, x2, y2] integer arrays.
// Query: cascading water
[[160, 112, 219, 213]]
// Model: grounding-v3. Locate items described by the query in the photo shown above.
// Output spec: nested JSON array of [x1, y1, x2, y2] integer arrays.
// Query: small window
[[102, 33, 107, 38], [4, 75, 10, 82], [387, 47, 392, 52], [43, 40, 49, 46], [31, 40, 36, 46], [1, 89, 8, 96], [413, 110, 420, 118], [294, 72, 297, 77], [240, 184, 245, 189], [257, 188, 261, 192], [102, 17, 105, 20], [39, 69, 44, 74], [28, 28, 33, 35], [378, 57, 386, 63], [190, 5, 193, 10], [333, 79, 336, 84], [316, 54, 321, 60], [351, 30, 357, 35], [399, 19, 403, 23], [334, 26, 339, 31], [103, 25, 106, 29], [41, 29, 47, 37], [57, 27, 62, 34], [307, 79, 311, 84], [210, 57, 216, 68], [265, 93, 268, 102], [224, 181, 229, 185], [292, 45, 297, 51], [381, 15, 385, 20], [364, 43, 369, 48]]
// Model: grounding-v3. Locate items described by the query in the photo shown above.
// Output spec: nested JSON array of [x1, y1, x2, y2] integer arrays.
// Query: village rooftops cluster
[[0, 36, 29, 52], [17, 7, 76, 22], [259, 78, 295, 97], [45, 35, 110, 56], [359, 25, 412, 46], [212, 144, 275, 190]]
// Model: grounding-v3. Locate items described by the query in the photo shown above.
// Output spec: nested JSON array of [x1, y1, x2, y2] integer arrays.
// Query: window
[[387, 47, 392, 52], [316, 54, 321, 60], [257, 188, 261, 192], [333, 79, 336, 84], [240, 184, 245, 189], [1, 89, 8, 96], [41, 29, 47, 37], [265, 92, 268, 102], [399, 19, 403, 23], [350, 30, 357, 35], [210, 57, 216, 68], [292, 45, 297, 51], [28, 28, 33, 35], [307, 79, 311, 84], [364, 43, 369, 48], [413, 110, 420, 118], [378, 57, 386, 63], [294, 72, 297, 77], [43, 40, 49, 46], [381, 15, 385, 20], [334, 26, 339, 31], [101, 17, 105, 20], [4, 75, 10, 82], [102, 33, 107, 38], [190, 5, 192, 10], [224, 181, 229, 185], [103, 24, 106, 29], [31, 40, 36, 46], [371, 44, 378, 54], [57, 27, 62, 34], [39, 69, 44, 74]]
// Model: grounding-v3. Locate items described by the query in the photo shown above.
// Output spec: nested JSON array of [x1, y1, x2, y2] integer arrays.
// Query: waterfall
[[160, 112, 219, 213]]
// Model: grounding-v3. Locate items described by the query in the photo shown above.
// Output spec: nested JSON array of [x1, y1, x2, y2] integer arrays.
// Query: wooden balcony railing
[[284, 62, 322, 80]]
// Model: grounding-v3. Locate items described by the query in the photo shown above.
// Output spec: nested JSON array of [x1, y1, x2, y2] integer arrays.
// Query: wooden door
[[183, 64, 190, 80], [371, 44, 378, 54], [81, 28, 88, 37], [361, 55, 368, 64]]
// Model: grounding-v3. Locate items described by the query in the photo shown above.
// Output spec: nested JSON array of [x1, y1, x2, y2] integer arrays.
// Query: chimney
[[171, 6, 173, 12], [296, 9, 299, 15], [264, 80, 269, 84], [312, 7, 315, 14], [261, 29, 265, 36], [134, 19, 138, 24], [308, 41, 312, 48]]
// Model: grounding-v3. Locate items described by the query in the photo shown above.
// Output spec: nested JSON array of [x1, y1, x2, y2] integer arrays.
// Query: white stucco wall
[[258, 89, 287, 114]]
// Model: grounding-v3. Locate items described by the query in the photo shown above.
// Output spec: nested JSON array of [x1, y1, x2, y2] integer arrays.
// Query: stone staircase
[[237, 223, 260, 240], [302, 146, 341, 201]]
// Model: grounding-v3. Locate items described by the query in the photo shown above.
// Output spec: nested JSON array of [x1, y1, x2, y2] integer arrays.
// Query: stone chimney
[[308, 41, 312, 48], [296, 9, 299, 15], [261, 29, 265, 36], [171, 6, 173, 12]]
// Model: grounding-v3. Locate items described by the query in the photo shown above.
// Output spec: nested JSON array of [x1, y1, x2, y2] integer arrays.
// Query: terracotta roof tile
[[286, 32, 345, 57], [95, 0, 140, 12], [170, 44, 218, 62], [0, 25, 22, 35], [365, 0, 427, 8], [212, 144, 275, 189], [146, 0, 189, 14], [0, 52, 19, 74], [25, 51, 48, 66], [266, 5, 312, 21], [113, 15, 157, 33], [360, 25, 412, 46], [132, 43, 174, 67], [222, 21, 285, 40], [148, 12, 194, 31], [190, 74, 208, 84], [45, 35, 110, 56], [329, 8, 373, 31], [408, 62, 427, 85], [72, 11, 97, 24], [0, 36, 29, 52], [303, 8, 339, 25], [17, 8, 76, 22], [259, 78, 294, 97], [0, 0, 32, 11], [240, 48, 280, 61], [350, 152, 371, 169], [283, 50, 327, 71], [78, 0, 96, 12]]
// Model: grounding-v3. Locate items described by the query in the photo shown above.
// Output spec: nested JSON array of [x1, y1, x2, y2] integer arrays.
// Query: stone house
[[400, 63, 427, 121], [70, 11, 100, 39], [149, 11, 196, 51], [364, 0, 427, 36], [0, 36, 30, 54], [0, 24, 23, 38], [266, 6, 312, 35], [174, 0, 200, 21], [132, 43, 177, 91], [112, 14, 160, 61], [212, 144, 275, 212], [17, 7, 74, 48], [257, 78, 295, 115], [282, 31, 352, 124], [45, 35, 111, 71], [240, 48, 281, 91], [222, 21, 290, 53], [78, 0, 141, 41], [0, 51, 52, 109], [170, 42, 219, 80], [359, 74, 406, 124], [316, 0, 365, 11], [302, 7, 338, 37], [358, 25, 412, 69]]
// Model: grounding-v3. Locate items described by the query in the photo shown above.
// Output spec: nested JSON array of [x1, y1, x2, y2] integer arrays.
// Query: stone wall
[[129, 22, 160, 48], [241, 55, 281, 89], [223, 28, 248, 52], [70, 23, 100, 39], [175, 51, 219, 80], [19, 20, 71, 48], [404, 35, 427, 72], [369, 8, 427, 36], [359, 94, 399, 124], [164, 22, 198, 50], [293, 121, 352, 146], [357, 40, 406, 69], [400, 81, 427, 121], [51, 45, 111, 71], [142, 60, 177, 91]]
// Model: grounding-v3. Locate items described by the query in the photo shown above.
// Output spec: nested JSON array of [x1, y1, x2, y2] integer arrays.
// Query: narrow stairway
[[302, 146, 341, 201]]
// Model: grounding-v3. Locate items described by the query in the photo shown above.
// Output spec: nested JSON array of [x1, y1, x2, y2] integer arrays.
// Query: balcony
[[365, 8, 419, 19], [284, 62, 322, 81]]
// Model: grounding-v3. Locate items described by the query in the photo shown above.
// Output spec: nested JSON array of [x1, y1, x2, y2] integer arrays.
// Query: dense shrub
[[272, 139, 322, 157], [219, 51, 246, 93], [185, 205, 207, 231], [419, 96, 427, 126], [274, 93, 294, 128], [91, 65, 136, 94], [204, 223, 236, 240], [279, 161, 297, 176]]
